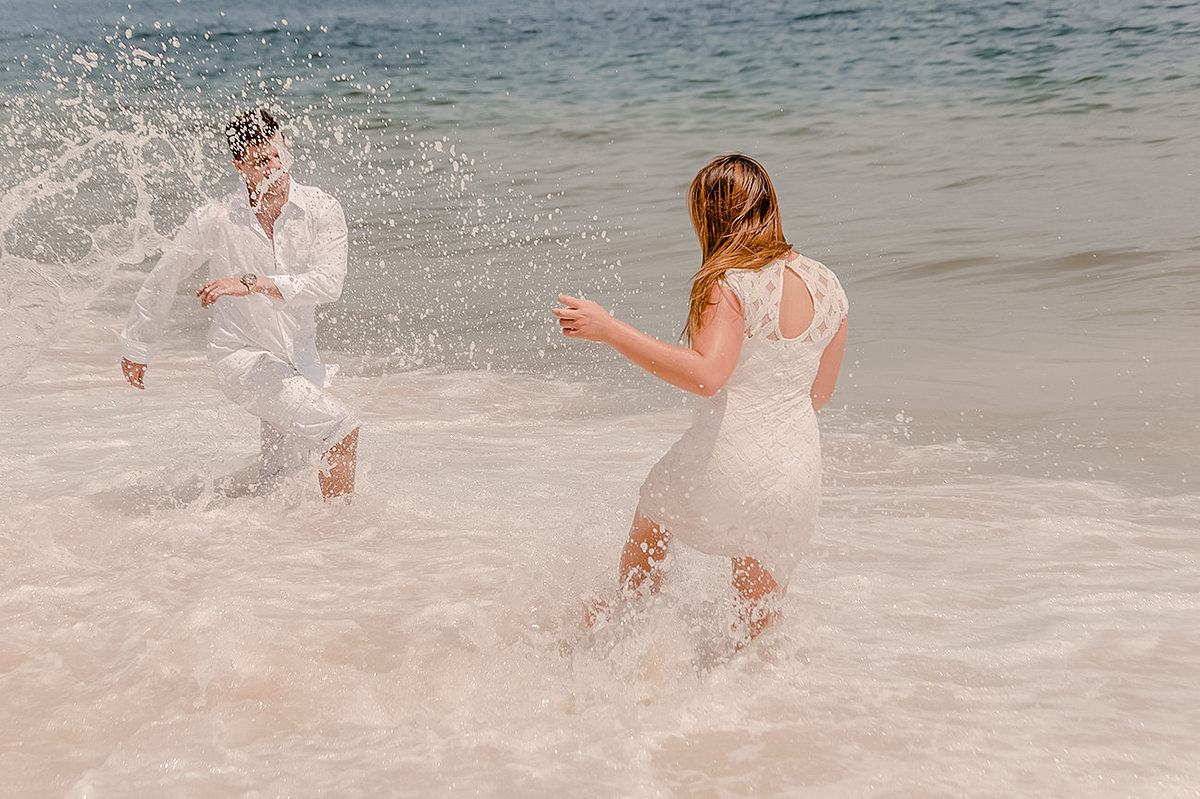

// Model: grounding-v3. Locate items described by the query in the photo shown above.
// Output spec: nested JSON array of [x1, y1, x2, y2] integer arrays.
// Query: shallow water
[[3, 0, 1200, 795], [5, 337, 1199, 796]]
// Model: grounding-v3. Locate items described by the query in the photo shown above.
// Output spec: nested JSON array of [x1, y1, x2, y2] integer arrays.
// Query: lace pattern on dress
[[725, 253, 848, 344]]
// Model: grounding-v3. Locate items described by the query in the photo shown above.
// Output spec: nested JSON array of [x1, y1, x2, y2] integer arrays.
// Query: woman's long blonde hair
[[685, 154, 791, 343]]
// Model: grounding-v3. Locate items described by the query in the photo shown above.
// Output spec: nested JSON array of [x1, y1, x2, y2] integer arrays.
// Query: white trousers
[[214, 350, 359, 487]]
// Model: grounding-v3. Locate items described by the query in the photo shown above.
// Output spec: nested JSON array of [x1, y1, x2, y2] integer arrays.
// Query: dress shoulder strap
[[723, 263, 784, 339]]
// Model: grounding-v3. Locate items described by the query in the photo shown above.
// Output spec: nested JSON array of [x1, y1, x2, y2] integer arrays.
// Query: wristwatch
[[240, 273, 258, 293]]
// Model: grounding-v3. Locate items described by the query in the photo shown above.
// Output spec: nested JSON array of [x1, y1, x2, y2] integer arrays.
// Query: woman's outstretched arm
[[554, 285, 744, 397]]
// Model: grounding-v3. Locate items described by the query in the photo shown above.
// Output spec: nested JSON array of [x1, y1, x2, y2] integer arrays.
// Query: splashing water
[[3, 2, 1200, 796], [0, 10, 621, 385]]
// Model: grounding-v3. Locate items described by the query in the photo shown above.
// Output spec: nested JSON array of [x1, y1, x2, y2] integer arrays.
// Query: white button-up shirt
[[119, 181, 348, 389]]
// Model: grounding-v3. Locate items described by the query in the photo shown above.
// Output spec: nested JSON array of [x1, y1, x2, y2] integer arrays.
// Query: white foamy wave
[[0, 131, 198, 385], [4, 351, 1199, 794]]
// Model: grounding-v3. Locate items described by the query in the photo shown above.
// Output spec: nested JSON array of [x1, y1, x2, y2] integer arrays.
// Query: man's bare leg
[[318, 427, 359, 501], [731, 556, 779, 644], [586, 510, 671, 626]]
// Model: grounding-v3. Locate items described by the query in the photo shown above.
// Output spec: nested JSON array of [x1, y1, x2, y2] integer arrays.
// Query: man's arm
[[266, 194, 348, 305], [196, 275, 282, 307], [119, 212, 207, 388]]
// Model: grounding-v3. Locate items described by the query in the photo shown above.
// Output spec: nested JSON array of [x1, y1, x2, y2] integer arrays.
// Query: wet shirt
[[119, 181, 348, 387]]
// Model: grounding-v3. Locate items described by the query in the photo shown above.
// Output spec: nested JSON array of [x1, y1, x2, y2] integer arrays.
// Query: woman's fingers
[[555, 294, 606, 340], [554, 299, 579, 335], [557, 313, 581, 335]]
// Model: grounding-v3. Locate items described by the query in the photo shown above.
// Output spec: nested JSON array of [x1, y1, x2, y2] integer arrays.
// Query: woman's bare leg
[[619, 510, 671, 594], [318, 427, 359, 500], [731, 556, 779, 643], [586, 510, 671, 626]]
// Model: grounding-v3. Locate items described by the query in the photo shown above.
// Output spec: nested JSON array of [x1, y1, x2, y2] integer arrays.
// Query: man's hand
[[121, 358, 147, 390], [197, 277, 250, 308]]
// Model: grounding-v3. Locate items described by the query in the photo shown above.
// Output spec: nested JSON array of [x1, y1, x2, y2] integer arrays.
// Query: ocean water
[[2, 0, 1199, 795]]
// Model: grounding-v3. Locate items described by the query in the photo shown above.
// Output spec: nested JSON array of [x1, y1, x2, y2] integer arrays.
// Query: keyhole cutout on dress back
[[777, 264, 816, 340]]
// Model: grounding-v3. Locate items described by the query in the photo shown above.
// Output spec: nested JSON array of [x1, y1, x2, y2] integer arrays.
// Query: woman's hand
[[196, 277, 250, 308], [554, 294, 614, 343], [552, 284, 743, 397]]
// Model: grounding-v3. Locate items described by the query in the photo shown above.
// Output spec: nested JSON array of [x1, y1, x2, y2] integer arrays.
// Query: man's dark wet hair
[[225, 108, 280, 161]]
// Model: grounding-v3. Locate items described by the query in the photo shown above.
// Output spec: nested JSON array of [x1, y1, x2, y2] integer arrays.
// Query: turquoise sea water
[[4, 0, 1198, 485], [2, 1, 1199, 795]]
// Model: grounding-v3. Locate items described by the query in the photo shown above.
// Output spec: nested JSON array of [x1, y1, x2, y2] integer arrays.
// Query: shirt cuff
[[118, 335, 153, 365], [267, 274, 302, 302]]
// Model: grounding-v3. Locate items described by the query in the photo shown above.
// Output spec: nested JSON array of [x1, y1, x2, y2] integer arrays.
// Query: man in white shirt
[[119, 109, 359, 500]]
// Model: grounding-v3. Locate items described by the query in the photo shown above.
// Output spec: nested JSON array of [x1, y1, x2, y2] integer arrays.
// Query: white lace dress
[[638, 253, 848, 586]]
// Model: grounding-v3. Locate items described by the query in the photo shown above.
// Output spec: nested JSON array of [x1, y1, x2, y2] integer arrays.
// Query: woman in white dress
[[554, 155, 848, 641]]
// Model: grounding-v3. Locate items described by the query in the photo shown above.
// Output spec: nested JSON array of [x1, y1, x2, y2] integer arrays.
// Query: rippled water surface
[[2, 1, 1199, 795]]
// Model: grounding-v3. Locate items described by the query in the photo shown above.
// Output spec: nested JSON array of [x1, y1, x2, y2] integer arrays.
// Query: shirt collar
[[227, 178, 310, 218]]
